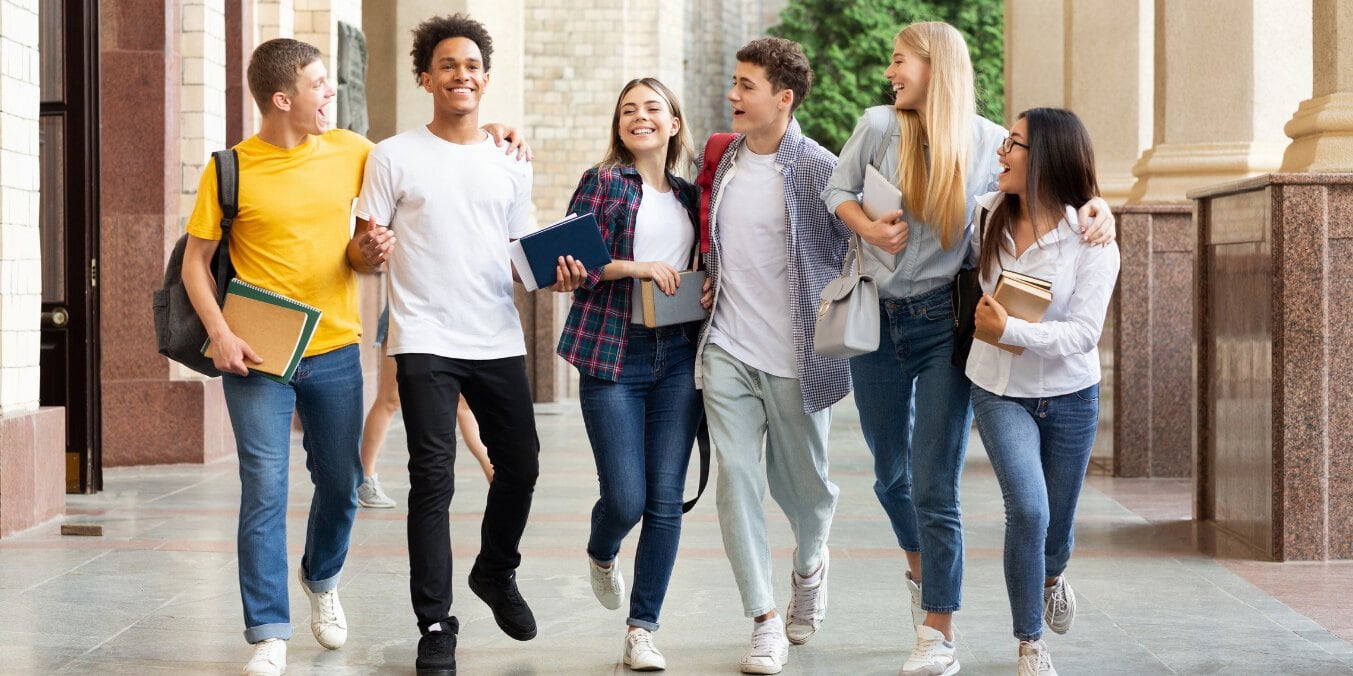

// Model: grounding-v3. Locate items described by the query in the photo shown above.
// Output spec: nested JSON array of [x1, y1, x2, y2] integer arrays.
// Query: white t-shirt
[[708, 146, 796, 378], [633, 184, 695, 269], [355, 127, 534, 360]]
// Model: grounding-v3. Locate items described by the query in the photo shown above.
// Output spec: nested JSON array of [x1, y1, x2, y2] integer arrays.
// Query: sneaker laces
[[1045, 581, 1069, 617], [316, 589, 341, 625], [252, 639, 285, 665], [749, 625, 783, 657], [423, 633, 452, 658], [595, 563, 621, 595], [1019, 641, 1053, 674], [911, 632, 951, 662], [629, 629, 657, 655], [789, 574, 823, 624]]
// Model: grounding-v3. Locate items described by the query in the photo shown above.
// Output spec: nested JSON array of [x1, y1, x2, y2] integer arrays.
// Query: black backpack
[[152, 149, 238, 376]]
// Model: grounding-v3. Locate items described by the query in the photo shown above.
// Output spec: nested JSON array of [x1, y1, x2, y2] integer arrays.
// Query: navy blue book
[[508, 212, 612, 290]]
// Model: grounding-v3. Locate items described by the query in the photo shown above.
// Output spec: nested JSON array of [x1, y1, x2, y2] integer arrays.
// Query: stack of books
[[975, 270, 1053, 355]]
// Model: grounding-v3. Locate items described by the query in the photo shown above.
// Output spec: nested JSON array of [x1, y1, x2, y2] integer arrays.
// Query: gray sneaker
[[1042, 576, 1076, 635], [358, 474, 396, 509]]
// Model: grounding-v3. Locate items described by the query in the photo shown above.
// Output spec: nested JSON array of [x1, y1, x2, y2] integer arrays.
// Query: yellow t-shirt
[[186, 129, 373, 357]]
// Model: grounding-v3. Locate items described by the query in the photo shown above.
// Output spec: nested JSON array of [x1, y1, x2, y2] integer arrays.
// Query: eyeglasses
[[1000, 136, 1029, 153]]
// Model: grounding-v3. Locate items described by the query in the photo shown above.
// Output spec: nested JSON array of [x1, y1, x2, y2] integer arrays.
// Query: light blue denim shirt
[[822, 106, 1007, 300]]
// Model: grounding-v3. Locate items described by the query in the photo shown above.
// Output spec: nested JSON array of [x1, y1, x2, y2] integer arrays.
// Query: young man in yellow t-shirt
[[181, 38, 369, 676]]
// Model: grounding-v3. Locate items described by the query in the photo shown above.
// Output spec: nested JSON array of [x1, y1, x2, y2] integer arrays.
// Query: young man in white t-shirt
[[694, 38, 853, 674], [351, 13, 585, 676]]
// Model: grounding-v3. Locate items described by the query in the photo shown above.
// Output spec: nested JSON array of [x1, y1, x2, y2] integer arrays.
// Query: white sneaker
[[1042, 577, 1076, 635], [900, 624, 959, 676], [242, 638, 286, 676], [1018, 639, 1058, 676], [906, 570, 926, 628], [357, 474, 396, 508], [739, 617, 789, 674], [786, 546, 829, 644], [298, 567, 347, 649], [623, 627, 667, 671], [589, 557, 625, 610]]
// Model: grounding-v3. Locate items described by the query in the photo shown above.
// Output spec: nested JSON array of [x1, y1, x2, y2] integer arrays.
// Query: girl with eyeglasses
[[821, 21, 1115, 676], [555, 77, 704, 671], [968, 107, 1119, 675]]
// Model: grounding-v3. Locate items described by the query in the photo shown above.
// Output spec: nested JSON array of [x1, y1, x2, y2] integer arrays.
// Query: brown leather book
[[974, 271, 1053, 355]]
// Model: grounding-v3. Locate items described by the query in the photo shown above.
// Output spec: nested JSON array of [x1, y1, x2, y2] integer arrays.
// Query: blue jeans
[[849, 284, 971, 613], [221, 343, 363, 643], [579, 324, 703, 631], [971, 383, 1099, 641]]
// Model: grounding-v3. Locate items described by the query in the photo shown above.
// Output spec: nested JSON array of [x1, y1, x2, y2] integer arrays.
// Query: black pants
[[395, 353, 541, 632]]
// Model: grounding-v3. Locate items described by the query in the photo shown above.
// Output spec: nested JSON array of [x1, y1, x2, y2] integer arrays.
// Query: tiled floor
[[2, 399, 1351, 675]]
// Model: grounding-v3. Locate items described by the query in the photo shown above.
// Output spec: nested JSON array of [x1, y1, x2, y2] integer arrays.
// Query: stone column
[[1003, 0, 1065, 115], [100, 1, 233, 466], [1281, 0, 1353, 172], [1114, 0, 1311, 479], [1065, 0, 1153, 204], [0, 0, 64, 536]]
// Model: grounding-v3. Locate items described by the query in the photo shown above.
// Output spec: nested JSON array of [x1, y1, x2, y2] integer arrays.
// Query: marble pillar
[[1115, 0, 1311, 477], [1281, 0, 1353, 172], [99, 0, 233, 466]]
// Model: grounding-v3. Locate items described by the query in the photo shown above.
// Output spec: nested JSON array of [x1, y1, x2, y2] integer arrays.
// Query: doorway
[[38, 0, 100, 493]]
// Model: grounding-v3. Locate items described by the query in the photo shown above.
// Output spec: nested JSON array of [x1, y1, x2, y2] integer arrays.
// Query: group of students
[[181, 13, 1119, 676]]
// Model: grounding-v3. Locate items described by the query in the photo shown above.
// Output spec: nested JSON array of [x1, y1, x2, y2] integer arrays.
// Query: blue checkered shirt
[[694, 118, 853, 413]]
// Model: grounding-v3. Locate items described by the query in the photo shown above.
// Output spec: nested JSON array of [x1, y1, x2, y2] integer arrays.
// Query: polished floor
[[2, 399, 1351, 675]]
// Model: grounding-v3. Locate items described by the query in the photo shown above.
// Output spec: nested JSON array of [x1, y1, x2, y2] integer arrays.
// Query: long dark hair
[[980, 107, 1099, 281]]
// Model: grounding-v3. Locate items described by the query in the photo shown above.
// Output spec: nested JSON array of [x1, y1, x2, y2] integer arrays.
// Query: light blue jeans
[[701, 343, 837, 618], [579, 324, 703, 631], [221, 343, 363, 643], [849, 285, 972, 613], [971, 383, 1099, 641]]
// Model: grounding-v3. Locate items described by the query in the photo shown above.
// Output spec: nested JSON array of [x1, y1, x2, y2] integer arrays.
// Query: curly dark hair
[[409, 13, 493, 85], [735, 37, 813, 112]]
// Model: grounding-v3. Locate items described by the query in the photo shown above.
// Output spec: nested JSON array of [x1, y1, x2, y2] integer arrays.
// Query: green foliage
[[768, 0, 1005, 153]]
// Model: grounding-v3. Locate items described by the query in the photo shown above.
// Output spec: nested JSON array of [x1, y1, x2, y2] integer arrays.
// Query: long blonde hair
[[893, 22, 975, 250]]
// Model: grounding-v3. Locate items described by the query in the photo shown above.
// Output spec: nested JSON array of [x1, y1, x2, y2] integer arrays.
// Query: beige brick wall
[[0, 0, 42, 413], [180, 0, 227, 227]]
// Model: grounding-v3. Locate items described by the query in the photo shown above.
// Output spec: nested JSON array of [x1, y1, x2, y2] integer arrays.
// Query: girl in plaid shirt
[[555, 77, 704, 671]]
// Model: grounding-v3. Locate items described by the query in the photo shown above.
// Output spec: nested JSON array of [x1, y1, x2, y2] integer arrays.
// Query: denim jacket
[[695, 119, 853, 414], [822, 106, 1006, 299]]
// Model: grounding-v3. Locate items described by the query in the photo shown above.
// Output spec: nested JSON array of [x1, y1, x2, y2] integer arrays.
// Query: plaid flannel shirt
[[555, 165, 701, 381], [695, 118, 853, 413]]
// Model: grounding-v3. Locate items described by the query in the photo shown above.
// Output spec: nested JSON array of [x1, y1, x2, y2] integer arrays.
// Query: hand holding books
[[974, 270, 1053, 355], [860, 165, 909, 254]]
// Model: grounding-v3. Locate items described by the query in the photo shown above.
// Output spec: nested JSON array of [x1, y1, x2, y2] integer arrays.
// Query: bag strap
[[682, 417, 711, 513], [697, 133, 738, 254], [211, 149, 239, 305], [841, 233, 863, 276]]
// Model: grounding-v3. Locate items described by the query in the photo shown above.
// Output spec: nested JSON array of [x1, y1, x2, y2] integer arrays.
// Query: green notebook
[[202, 278, 322, 383]]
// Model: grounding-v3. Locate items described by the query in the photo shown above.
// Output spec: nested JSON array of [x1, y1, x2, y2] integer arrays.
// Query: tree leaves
[[768, 0, 1005, 153]]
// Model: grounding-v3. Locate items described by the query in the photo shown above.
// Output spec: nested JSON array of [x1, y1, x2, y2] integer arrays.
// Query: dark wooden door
[[38, 0, 100, 493]]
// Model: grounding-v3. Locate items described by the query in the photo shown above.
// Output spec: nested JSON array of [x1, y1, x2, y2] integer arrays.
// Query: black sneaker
[[416, 629, 456, 676], [468, 567, 537, 641]]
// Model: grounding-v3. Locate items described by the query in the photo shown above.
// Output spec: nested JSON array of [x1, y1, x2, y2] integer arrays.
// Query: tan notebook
[[975, 271, 1053, 355], [203, 279, 321, 381]]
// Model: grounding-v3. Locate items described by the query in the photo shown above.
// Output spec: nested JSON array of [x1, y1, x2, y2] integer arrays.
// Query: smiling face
[[283, 59, 335, 135], [726, 61, 791, 140], [886, 41, 931, 112], [422, 36, 489, 118], [997, 117, 1030, 195], [615, 84, 680, 161]]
